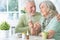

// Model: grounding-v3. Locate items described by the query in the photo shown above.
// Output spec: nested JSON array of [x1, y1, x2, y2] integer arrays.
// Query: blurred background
[[0, 0, 60, 27]]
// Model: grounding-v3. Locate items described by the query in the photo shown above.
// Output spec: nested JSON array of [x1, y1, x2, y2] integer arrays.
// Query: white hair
[[39, 1, 58, 15], [24, 0, 35, 7]]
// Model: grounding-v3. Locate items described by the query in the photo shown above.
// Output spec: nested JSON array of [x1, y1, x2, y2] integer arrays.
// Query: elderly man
[[15, 0, 41, 35]]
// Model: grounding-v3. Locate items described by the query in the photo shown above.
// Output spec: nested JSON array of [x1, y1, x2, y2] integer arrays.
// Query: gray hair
[[39, 1, 56, 11], [24, 0, 35, 7], [39, 1, 58, 15]]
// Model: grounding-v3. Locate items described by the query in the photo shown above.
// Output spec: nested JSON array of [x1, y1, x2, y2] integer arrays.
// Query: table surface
[[0, 34, 55, 40]]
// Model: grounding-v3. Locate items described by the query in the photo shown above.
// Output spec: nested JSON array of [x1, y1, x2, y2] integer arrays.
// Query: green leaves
[[0, 21, 10, 30]]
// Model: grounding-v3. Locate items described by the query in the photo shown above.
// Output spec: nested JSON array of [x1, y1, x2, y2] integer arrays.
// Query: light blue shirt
[[44, 17, 60, 40]]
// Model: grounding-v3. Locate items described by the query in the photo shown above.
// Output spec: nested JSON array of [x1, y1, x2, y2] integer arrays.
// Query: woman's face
[[40, 3, 49, 16]]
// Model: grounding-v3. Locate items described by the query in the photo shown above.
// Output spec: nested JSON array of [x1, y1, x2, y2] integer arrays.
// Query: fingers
[[57, 14, 60, 21], [39, 32, 42, 36], [30, 28, 36, 35], [34, 22, 41, 27], [47, 30, 55, 39], [29, 22, 41, 35], [34, 22, 41, 30], [28, 20, 34, 28]]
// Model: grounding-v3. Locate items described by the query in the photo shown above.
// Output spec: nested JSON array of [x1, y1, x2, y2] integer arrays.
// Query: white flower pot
[[0, 30, 9, 38]]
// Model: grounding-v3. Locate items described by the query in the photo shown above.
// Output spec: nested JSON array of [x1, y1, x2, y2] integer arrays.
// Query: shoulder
[[36, 12, 41, 15], [19, 14, 27, 19], [47, 16, 60, 27], [44, 15, 60, 32], [51, 14, 60, 22], [36, 12, 41, 14], [21, 14, 27, 17], [49, 17, 57, 24]]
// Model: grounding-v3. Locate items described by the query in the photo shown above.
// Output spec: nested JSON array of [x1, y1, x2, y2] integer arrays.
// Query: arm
[[44, 17, 59, 39], [15, 15, 29, 33], [28, 20, 35, 35], [47, 16, 60, 39], [39, 30, 55, 39]]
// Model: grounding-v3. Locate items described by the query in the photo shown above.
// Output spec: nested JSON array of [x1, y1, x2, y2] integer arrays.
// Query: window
[[0, 0, 7, 12], [0, 0, 19, 26]]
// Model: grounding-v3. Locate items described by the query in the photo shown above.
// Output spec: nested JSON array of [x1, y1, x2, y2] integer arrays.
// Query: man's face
[[26, 2, 36, 15]]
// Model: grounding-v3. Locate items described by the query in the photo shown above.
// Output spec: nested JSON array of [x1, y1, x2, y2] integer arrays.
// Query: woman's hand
[[57, 14, 60, 22], [39, 30, 55, 39], [47, 30, 55, 39]]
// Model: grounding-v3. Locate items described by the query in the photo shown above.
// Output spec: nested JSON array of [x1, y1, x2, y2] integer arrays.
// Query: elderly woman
[[39, 1, 60, 40], [44, 14, 60, 40], [39, 1, 58, 31]]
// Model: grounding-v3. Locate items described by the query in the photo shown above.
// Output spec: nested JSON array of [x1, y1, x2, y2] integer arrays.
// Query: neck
[[43, 13, 49, 18]]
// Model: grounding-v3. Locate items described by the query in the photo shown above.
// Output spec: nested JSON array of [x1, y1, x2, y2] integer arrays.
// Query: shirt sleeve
[[15, 15, 29, 33]]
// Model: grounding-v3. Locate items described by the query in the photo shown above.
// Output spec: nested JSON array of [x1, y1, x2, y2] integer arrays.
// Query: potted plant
[[0, 21, 10, 38]]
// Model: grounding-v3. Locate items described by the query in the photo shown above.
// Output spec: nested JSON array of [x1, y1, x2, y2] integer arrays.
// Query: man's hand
[[30, 28, 36, 35], [34, 22, 41, 31], [28, 20, 34, 28], [33, 22, 41, 35], [28, 22, 41, 35]]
